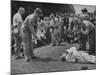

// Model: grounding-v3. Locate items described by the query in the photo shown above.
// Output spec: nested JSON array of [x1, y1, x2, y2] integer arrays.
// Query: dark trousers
[[13, 33, 22, 57], [88, 29, 96, 55], [79, 34, 88, 50]]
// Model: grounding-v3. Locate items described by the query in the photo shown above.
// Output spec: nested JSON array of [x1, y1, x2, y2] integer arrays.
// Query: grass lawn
[[11, 43, 96, 74]]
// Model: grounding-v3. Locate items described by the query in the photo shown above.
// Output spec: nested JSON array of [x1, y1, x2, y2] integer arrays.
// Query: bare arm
[[81, 29, 89, 35], [28, 18, 39, 40], [30, 24, 39, 39]]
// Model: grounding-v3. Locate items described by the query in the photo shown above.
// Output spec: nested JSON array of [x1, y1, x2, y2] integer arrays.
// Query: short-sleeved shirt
[[24, 14, 37, 28], [80, 20, 95, 35], [82, 20, 95, 31], [79, 13, 91, 21], [13, 13, 23, 27], [13, 13, 23, 33], [23, 14, 38, 40]]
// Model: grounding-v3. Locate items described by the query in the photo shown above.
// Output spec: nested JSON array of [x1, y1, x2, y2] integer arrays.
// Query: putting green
[[34, 43, 80, 60]]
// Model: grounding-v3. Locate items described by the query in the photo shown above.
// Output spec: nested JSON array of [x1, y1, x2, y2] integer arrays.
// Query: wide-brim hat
[[81, 8, 88, 13]]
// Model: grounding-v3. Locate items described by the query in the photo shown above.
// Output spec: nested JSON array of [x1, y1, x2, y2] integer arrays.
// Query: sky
[[73, 4, 96, 14]]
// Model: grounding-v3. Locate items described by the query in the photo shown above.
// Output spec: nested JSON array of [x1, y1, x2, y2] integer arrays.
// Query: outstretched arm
[[29, 24, 39, 40]]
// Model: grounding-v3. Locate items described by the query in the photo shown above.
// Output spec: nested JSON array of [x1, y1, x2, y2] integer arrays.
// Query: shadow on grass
[[31, 58, 58, 62]]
